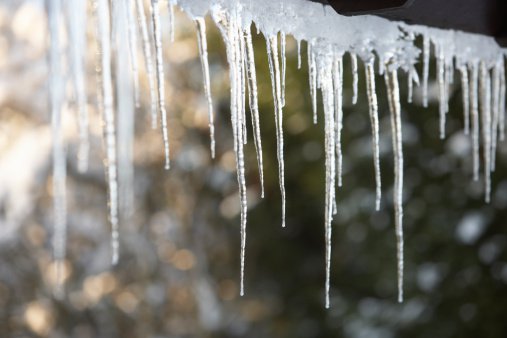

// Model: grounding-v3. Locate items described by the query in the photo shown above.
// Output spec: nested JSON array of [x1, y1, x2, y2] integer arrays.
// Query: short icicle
[[436, 44, 447, 139], [48, 0, 67, 297], [479, 62, 492, 203], [266, 34, 286, 228], [384, 67, 404, 303], [195, 17, 216, 158], [469, 61, 480, 181], [459, 64, 470, 135], [135, 0, 157, 128], [308, 42, 318, 124], [244, 25, 265, 197], [422, 35, 430, 108], [95, 0, 120, 265], [365, 60, 382, 211], [151, 0, 170, 170], [350, 52, 358, 105], [281, 31, 287, 108], [297, 39, 302, 70], [333, 55, 344, 188]]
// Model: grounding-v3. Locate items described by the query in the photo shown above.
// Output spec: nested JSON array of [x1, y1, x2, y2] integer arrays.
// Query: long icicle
[[212, 8, 248, 296], [459, 64, 471, 135], [365, 60, 382, 211], [479, 62, 492, 203], [150, 0, 170, 170], [95, 0, 120, 265], [385, 68, 404, 303], [244, 25, 265, 197], [422, 35, 430, 108], [48, 0, 67, 297], [195, 17, 216, 159], [66, 0, 89, 174], [126, 0, 140, 108], [351, 52, 358, 105], [135, 0, 157, 128], [320, 55, 336, 309], [469, 61, 480, 181], [115, 0, 135, 219], [266, 34, 286, 228], [333, 56, 344, 188]]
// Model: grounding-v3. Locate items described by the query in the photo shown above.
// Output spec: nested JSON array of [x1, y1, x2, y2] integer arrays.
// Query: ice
[[195, 17, 216, 158], [422, 35, 430, 108], [480, 62, 492, 203], [365, 60, 382, 211], [135, 0, 158, 128], [266, 33, 286, 228], [115, 0, 136, 219], [308, 42, 318, 124], [65, 0, 89, 173], [333, 55, 344, 188], [244, 25, 265, 197], [212, 7, 248, 295], [151, 0, 171, 170], [384, 68, 404, 303], [48, 0, 67, 297], [43, 0, 507, 304], [350, 52, 358, 105], [458, 64, 470, 135], [95, 0, 120, 265]]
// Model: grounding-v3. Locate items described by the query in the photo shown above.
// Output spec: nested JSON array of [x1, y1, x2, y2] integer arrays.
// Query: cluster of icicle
[[45, 0, 506, 305]]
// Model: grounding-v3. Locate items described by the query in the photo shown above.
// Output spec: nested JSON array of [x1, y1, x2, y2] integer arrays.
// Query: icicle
[[436, 45, 447, 139], [469, 62, 480, 181], [239, 27, 248, 146], [459, 65, 470, 135], [167, 0, 175, 42], [422, 35, 430, 108], [333, 56, 343, 188], [318, 55, 336, 309], [135, 0, 157, 128], [266, 34, 286, 228], [407, 71, 413, 104], [281, 32, 287, 108], [95, 0, 120, 265], [151, 0, 170, 170], [65, 0, 89, 174], [244, 26, 265, 197], [384, 68, 404, 303], [195, 17, 216, 159], [115, 0, 135, 219], [297, 39, 302, 70], [500, 60, 506, 142], [126, 0, 140, 108], [308, 42, 318, 124], [212, 7, 248, 296], [48, 0, 67, 297], [365, 60, 382, 211], [350, 52, 358, 105], [491, 59, 501, 172], [479, 62, 492, 203]]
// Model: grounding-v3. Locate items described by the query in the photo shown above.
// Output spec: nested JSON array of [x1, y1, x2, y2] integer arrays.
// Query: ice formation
[[43, 0, 506, 306]]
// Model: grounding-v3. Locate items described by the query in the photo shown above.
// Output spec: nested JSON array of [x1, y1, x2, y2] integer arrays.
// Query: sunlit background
[[1, 0, 507, 337]]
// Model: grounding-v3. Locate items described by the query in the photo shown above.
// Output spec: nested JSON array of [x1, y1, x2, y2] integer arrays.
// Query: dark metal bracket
[[311, 0, 507, 46]]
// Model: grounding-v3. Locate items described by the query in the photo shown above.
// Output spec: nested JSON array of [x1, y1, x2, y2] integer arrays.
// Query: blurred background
[[1, 1, 507, 337]]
